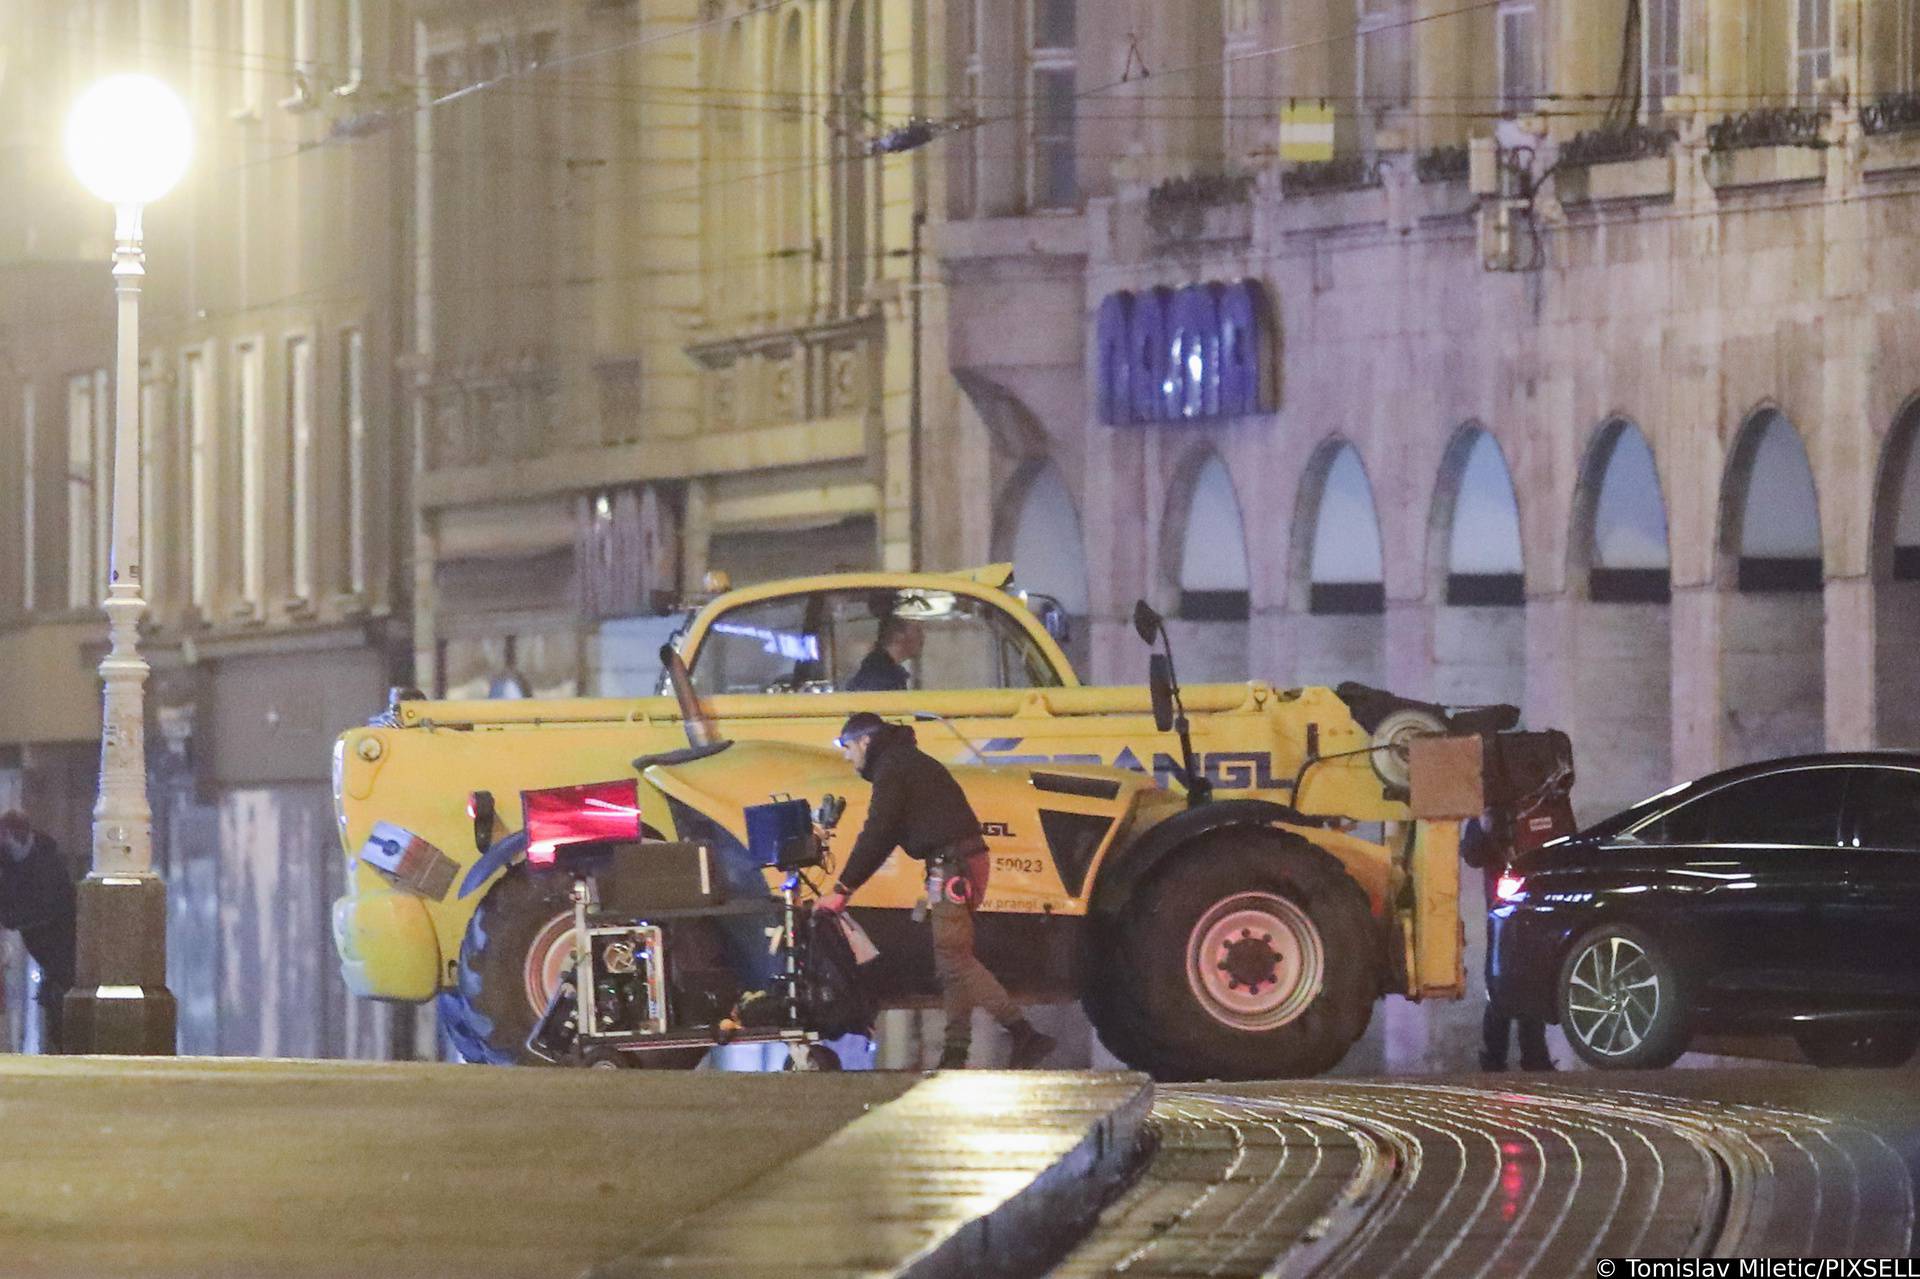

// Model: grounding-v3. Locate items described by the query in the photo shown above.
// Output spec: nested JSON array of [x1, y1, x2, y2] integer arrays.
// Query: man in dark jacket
[[1463, 809, 1553, 1071], [814, 712, 1055, 1069], [0, 812, 77, 1053], [845, 616, 923, 692]]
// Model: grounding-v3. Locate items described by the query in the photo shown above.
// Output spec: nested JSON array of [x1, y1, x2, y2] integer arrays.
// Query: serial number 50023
[[994, 856, 1045, 875]]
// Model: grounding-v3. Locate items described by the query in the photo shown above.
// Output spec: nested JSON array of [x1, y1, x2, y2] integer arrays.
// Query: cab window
[[688, 594, 824, 694], [688, 587, 1061, 694], [826, 589, 1061, 691]]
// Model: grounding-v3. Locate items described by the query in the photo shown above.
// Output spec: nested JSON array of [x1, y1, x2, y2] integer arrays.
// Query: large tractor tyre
[[449, 868, 707, 1068], [1555, 923, 1692, 1070], [1087, 834, 1378, 1081]]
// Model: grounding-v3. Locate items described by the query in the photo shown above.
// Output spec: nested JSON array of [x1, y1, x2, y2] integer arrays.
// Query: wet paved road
[[1051, 1073, 1918, 1277]]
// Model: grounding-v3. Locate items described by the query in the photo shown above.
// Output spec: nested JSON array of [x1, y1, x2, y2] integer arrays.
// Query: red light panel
[[1494, 873, 1524, 903], [522, 778, 642, 863]]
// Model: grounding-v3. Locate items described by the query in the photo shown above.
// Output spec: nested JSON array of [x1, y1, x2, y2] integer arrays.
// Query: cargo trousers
[[928, 849, 1021, 1054]]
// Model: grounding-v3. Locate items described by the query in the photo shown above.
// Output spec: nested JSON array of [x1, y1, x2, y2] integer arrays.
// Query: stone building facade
[[0, 0, 955, 1058], [407, 0, 952, 704], [0, 0, 414, 1057], [936, 0, 1920, 1070]]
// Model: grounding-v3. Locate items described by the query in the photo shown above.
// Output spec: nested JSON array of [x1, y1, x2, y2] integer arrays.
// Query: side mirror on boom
[[1132, 600, 1163, 646], [1148, 653, 1176, 734], [1132, 599, 1210, 807]]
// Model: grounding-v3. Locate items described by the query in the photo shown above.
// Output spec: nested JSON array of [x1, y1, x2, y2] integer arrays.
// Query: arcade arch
[[1569, 419, 1672, 816], [1291, 439, 1385, 689], [1429, 427, 1525, 710], [1719, 409, 1825, 764], [1164, 451, 1251, 682], [999, 462, 1091, 672], [1874, 407, 1920, 747]]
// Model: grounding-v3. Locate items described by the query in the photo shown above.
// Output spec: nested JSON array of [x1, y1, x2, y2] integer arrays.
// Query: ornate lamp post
[[62, 74, 192, 1054]]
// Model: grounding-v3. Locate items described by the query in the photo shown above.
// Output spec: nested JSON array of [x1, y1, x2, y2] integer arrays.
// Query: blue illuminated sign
[[1094, 279, 1275, 425]]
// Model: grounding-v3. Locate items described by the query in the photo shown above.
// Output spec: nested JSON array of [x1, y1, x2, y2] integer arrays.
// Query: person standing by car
[[845, 616, 924, 692], [814, 712, 1056, 1069], [1463, 807, 1554, 1072], [0, 811, 77, 1053]]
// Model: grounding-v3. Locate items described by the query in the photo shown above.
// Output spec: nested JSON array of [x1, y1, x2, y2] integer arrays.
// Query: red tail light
[[523, 779, 642, 867], [1494, 873, 1524, 903]]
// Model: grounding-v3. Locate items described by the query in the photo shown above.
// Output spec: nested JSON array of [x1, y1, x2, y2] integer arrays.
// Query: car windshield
[[688, 587, 1062, 695]]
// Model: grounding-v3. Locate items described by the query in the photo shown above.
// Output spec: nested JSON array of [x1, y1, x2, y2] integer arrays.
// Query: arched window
[[1442, 430, 1524, 606], [1719, 409, 1825, 763], [1874, 406, 1920, 747], [1005, 464, 1090, 618], [836, 0, 869, 313], [1221, 1, 1261, 162], [1304, 442, 1384, 615], [772, 13, 808, 318], [1174, 454, 1250, 620], [1730, 409, 1821, 593], [1584, 419, 1670, 602], [708, 24, 751, 324], [1887, 417, 1920, 582], [1568, 418, 1672, 816]]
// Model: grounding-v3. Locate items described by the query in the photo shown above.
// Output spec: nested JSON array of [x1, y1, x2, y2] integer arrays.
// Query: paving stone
[[592, 1070, 1152, 1279]]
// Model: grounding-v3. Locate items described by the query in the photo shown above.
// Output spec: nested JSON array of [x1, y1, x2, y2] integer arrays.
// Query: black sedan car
[[1488, 752, 1920, 1070]]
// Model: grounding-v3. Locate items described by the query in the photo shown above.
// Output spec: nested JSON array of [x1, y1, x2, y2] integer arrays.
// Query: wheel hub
[[1219, 931, 1282, 992], [1186, 893, 1325, 1032]]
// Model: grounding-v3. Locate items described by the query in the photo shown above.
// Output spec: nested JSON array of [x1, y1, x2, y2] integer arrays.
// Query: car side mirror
[[1148, 653, 1175, 733], [1132, 600, 1163, 646]]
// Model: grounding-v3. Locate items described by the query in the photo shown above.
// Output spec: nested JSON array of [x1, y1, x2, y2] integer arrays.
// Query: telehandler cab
[[332, 565, 1513, 1079]]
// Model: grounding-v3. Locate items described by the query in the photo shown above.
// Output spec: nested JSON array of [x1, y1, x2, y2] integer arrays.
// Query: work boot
[[1518, 1056, 1557, 1072], [1477, 1051, 1508, 1072], [1006, 1020, 1056, 1069], [935, 1044, 970, 1070]]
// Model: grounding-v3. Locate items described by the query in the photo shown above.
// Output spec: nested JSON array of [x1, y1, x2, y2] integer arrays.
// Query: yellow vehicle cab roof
[[677, 564, 1079, 688]]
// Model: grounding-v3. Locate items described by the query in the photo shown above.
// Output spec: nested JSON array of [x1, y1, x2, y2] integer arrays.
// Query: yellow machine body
[[330, 567, 1465, 1005]]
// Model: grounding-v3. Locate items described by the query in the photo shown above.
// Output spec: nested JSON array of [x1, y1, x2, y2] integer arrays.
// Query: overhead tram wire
[[23, 4, 1901, 113]]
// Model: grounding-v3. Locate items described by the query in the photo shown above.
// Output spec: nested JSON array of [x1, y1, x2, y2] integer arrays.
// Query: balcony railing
[[1862, 92, 1920, 137], [1282, 155, 1384, 197], [1558, 123, 1678, 168], [1144, 171, 1255, 239], [1415, 144, 1470, 184], [1706, 107, 1827, 152]]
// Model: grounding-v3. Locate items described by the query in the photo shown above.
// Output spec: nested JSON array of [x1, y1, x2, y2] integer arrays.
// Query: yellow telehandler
[[332, 565, 1503, 1079]]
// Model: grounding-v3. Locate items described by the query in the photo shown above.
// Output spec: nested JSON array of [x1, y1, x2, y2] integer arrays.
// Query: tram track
[[1046, 1077, 1915, 1278]]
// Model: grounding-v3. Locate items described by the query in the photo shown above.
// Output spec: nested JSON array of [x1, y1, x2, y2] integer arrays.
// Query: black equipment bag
[[799, 912, 875, 1041], [1485, 730, 1577, 855]]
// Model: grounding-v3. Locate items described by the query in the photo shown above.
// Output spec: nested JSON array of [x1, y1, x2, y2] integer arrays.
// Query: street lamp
[[62, 74, 192, 1054]]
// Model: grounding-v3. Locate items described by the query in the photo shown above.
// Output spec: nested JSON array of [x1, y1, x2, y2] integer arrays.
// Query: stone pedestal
[[64, 873, 176, 1055]]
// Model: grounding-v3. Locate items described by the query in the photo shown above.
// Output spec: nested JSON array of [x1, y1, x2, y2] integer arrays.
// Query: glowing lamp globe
[[65, 74, 193, 206]]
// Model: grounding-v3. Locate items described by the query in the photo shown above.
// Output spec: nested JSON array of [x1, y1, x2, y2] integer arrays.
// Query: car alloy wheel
[[1564, 933, 1662, 1059], [1185, 891, 1326, 1032]]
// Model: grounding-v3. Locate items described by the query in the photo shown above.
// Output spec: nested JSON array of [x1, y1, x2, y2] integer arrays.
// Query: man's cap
[[835, 712, 887, 747]]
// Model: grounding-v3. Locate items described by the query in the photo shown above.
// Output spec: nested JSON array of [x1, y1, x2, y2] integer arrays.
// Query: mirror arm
[[1150, 621, 1211, 806]]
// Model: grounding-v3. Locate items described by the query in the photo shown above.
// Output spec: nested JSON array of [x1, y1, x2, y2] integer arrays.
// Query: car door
[[1629, 766, 1850, 1001], [1835, 765, 1920, 1003]]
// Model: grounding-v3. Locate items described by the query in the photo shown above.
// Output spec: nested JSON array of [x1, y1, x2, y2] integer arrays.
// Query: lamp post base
[[63, 873, 177, 1055]]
